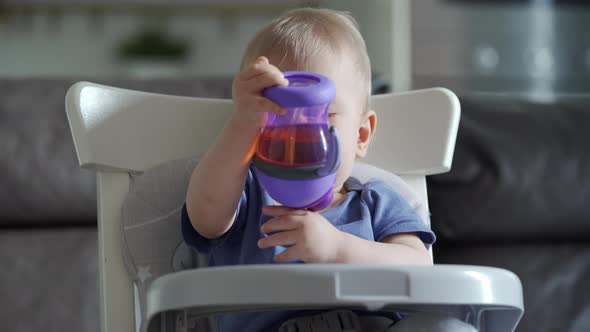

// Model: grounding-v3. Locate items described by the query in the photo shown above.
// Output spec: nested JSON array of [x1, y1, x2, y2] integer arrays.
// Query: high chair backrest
[[65, 82, 460, 332]]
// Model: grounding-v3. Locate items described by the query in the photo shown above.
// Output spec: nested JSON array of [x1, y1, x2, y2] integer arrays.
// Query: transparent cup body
[[257, 103, 330, 167]]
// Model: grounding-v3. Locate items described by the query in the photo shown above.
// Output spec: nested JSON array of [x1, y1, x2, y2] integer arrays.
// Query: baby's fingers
[[256, 56, 269, 65], [262, 205, 306, 217], [254, 96, 286, 115], [245, 70, 288, 94], [238, 58, 286, 83], [273, 246, 301, 263], [260, 215, 300, 233], [257, 231, 297, 249]]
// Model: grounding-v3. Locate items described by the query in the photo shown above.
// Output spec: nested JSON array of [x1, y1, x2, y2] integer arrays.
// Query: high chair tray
[[146, 264, 523, 332]]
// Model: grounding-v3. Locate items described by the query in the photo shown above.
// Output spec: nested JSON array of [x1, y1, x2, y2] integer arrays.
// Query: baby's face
[[268, 52, 374, 194]]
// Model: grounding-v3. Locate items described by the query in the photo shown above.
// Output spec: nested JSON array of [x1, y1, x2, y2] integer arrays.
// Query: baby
[[182, 7, 473, 332]]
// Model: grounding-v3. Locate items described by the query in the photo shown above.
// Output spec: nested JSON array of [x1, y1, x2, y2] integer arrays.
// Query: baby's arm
[[336, 232, 432, 265], [185, 56, 288, 239]]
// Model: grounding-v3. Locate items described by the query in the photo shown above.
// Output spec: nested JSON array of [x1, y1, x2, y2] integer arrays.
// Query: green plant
[[117, 28, 190, 61]]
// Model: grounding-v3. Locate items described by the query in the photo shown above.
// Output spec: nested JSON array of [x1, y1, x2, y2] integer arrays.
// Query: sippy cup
[[252, 71, 340, 211]]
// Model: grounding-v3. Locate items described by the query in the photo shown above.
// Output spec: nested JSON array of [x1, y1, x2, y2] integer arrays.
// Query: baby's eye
[[328, 113, 337, 118]]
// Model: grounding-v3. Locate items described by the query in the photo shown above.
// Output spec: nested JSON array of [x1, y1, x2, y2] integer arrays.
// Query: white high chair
[[65, 82, 524, 332]]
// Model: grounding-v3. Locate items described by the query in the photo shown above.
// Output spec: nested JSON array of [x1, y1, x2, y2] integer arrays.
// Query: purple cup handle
[[316, 126, 341, 177]]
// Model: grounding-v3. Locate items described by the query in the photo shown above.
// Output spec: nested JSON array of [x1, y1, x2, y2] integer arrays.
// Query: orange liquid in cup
[[257, 124, 329, 167]]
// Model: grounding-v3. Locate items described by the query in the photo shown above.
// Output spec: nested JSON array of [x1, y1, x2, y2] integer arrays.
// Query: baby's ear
[[356, 110, 377, 159]]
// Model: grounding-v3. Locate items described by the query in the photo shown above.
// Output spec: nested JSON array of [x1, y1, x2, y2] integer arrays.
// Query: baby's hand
[[232, 56, 289, 127], [258, 205, 344, 263]]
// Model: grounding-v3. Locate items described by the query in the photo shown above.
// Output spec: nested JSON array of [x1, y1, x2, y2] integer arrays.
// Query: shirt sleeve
[[362, 179, 436, 248], [181, 169, 254, 254]]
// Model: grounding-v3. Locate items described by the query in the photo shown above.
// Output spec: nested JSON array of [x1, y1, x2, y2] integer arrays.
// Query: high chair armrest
[[146, 264, 523, 332]]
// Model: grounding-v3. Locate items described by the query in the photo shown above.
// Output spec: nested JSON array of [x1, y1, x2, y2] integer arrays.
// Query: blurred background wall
[[0, 0, 400, 92], [412, 0, 590, 100], [2, 0, 589, 98], [0, 1, 315, 78]]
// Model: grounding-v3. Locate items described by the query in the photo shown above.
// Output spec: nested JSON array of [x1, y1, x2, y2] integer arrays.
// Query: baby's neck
[[322, 185, 348, 211]]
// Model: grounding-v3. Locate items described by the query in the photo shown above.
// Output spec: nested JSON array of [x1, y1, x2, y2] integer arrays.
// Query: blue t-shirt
[[181, 167, 435, 331]]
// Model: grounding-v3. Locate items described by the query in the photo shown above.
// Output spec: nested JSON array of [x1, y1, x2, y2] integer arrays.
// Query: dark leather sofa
[[1, 78, 588, 332], [429, 95, 590, 332]]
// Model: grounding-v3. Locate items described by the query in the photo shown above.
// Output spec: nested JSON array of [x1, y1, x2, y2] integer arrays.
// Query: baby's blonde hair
[[241, 7, 372, 112]]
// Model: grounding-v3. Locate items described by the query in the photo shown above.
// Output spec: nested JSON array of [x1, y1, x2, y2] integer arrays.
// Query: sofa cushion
[[0, 229, 99, 332], [428, 95, 590, 243], [0, 78, 232, 227], [0, 79, 95, 226]]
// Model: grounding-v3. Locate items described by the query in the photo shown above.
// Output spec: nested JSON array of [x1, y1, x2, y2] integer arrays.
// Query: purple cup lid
[[262, 71, 336, 108]]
